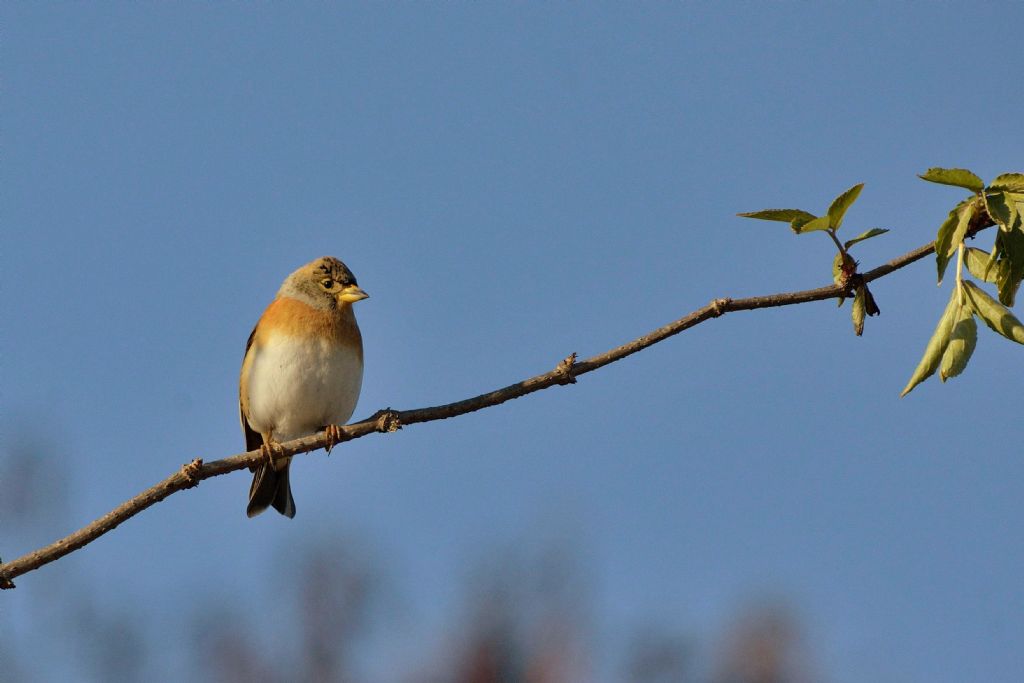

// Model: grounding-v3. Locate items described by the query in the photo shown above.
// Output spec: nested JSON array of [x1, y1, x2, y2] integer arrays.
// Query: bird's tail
[[247, 461, 296, 518]]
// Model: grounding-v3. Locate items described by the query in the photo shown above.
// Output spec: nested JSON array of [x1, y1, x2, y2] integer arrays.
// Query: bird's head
[[280, 256, 369, 309]]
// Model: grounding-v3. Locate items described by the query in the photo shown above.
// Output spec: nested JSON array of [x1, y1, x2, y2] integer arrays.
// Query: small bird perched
[[239, 256, 368, 518]]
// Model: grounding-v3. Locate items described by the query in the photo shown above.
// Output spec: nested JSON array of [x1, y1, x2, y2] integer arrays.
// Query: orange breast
[[253, 296, 363, 358]]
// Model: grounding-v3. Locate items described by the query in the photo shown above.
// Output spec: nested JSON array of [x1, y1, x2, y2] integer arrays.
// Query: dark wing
[[239, 325, 264, 452]]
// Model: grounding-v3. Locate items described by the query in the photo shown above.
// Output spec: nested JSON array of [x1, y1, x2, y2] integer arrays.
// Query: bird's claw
[[324, 424, 344, 454], [260, 441, 284, 467]]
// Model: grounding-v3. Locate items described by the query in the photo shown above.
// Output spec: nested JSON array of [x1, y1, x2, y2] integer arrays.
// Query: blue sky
[[3, 3, 1022, 681]]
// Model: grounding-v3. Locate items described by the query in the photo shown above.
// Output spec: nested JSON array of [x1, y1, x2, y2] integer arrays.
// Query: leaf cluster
[[737, 168, 1023, 395], [925, 169, 1024, 301], [738, 183, 889, 248], [901, 281, 1024, 396], [739, 183, 886, 336], [901, 169, 1024, 395]]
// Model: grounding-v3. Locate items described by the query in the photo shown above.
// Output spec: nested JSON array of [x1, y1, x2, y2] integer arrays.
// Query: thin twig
[[0, 221, 994, 589], [826, 228, 847, 257]]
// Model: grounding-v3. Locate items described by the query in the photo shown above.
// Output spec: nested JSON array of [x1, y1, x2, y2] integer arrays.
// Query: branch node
[[179, 458, 203, 488], [710, 298, 732, 317], [555, 352, 578, 384], [0, 570, 14, 590], [373, 408, 402, 433]]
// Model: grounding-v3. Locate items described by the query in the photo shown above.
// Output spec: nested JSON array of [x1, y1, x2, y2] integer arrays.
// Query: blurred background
[[2, 4, 1022, 681]]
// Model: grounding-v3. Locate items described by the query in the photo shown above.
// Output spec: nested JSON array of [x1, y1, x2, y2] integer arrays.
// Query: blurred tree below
[[1, 432, 821, 683]]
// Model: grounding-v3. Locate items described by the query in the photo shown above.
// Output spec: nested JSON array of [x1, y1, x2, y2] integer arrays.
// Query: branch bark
[[0, 221, 993, 589]]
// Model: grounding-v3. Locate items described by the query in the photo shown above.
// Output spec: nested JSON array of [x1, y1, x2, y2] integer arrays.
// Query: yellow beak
[[338, 284, 369, 304]]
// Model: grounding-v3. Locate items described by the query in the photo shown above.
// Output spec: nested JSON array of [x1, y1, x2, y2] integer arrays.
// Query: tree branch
[[0, 220, 994, 589]]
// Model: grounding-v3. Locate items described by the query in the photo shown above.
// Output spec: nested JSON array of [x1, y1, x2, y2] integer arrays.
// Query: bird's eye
[[321, 279, 335, 289]]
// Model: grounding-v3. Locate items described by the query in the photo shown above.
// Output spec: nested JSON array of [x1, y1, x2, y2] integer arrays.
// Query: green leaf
[[984, 191, 1016, 231], [844, 228, 889, 250], [852, 286, 866, 336], [736, 208, 821, 235], [963, 247, 1003, 284], [795, 214, 832, 234], [789, 215, 816, 233], [939, 304, 977, 381], [1012, 194, 1024, 230], [900, 290, 960, 397], [848, 284, 878, 334], [963, 280, 1024, 344], [935, 202, 975, 284], [737, 209, 817, 223], [933, 209, 958, 281], [996, 228, 1024, 306], [999, 271, 1023, 308], [986, 241, 1001, 269], [1007, 195, 1020, 231], [919, 167, 985, 192], [989, 173, 1024, 193], [827, 183, 864, 231]]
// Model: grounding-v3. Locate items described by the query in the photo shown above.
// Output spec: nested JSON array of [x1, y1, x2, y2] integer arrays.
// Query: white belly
[[245, 334, 363, 443]]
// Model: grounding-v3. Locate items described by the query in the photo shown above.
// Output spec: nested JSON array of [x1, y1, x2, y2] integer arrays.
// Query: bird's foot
[[260, 441, 285, 467], [323, 424, 345, 454]]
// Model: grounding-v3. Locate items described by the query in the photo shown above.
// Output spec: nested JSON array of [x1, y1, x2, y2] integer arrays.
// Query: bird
[[239, 256, 368, 518]]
